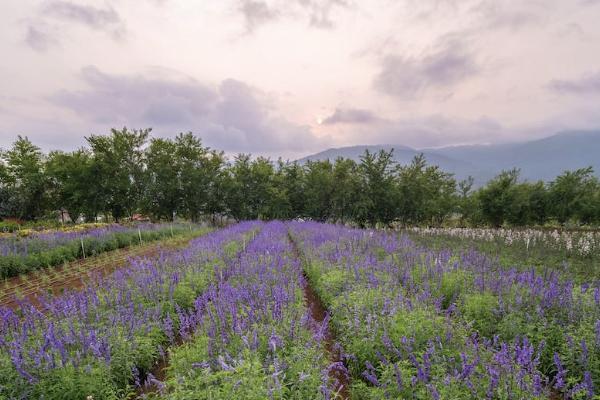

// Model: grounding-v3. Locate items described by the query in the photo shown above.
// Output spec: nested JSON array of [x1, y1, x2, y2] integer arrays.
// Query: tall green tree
[[224, 154, 254, 221], [331, 158, 365, 224], [303, 160, 334, 222], [280, 161, 305, 218], [1, 136, 48, 220], [175, 133, 227, 222], [143, 138, 180, 220], [86, 127, 150, 222], [46, 149, 94, 222], [548, 167, 597, 224], [359, 150, 397, 226], [397, 154, 457, 225], [476, 169, 520, 227]]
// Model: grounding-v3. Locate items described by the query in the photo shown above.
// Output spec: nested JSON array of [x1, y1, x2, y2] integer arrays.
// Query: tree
[[143, 138, 180, 221], [331, 158, 364, 224], [46, 149, 94, 223], [202, 150, 227, 224], [173, 132, 228, 222], [504, 181, 548, 226], [224, 154, 254, 221], [303, 160, 334, 222], [397, 154, 457, 226], [359, 150, 398, 227], [548, 167, 597, 224], [457, 176, 476, 225], [279, 161, 305, 218], [1, 136, 48, 220], [476, 169, 520, 227], [86, 128, 150, 222]]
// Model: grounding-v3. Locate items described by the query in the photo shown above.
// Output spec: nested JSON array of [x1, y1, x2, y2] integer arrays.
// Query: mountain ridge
[[298, 130, 600, 185]]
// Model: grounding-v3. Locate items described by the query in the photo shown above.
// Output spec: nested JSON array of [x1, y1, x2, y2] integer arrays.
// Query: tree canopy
[[1, 130, 599, 227]]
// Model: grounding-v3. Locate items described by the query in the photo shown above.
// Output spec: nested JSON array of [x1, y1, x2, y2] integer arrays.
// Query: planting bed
[[0, 232, 206, 310], [290, 222, 600, 399], [1, 221, 599, 399], [0, 223, 201, 279]]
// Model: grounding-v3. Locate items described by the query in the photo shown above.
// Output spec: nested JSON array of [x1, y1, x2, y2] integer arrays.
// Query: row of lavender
[[0, 222, 340, 399], [290, 221, 600, 399], [0, 222, 257, 398], [0, 223, 197, 257], [159, 221, 331, 399], [0, 223, 202, 279]]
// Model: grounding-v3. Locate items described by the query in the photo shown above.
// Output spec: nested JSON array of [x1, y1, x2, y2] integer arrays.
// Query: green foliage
[[2, 130, 600, 227], [86, 127, 150, 222], [460, 292, 499, 338], [397, 154, 457, 226], [1, 136, 48, 220], [437, 269, 473, 309], [0, 225, 206, 279]]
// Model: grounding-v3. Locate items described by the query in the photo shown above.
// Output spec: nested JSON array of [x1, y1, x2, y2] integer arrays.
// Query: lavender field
[[0, 223, 202, 279], [0, 221, 598, 399]]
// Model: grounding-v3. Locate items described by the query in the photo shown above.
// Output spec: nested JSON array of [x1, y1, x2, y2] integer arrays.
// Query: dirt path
[[0, 235, 198, 310], [288, 232, 350, 400]]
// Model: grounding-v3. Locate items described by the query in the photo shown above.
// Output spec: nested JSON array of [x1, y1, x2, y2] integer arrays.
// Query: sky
[[1, 0, 600, 159]]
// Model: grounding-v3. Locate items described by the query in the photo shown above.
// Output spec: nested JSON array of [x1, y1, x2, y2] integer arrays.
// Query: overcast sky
[[1, 0, 600, 158]]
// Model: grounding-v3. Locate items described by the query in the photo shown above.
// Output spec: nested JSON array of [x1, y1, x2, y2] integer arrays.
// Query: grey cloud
[[44, 1, 125, 39], [374, 40, 478, 99], [471, 1, 543, 31], [48, 66, 324, 153], [239, 0, 279, 33], [548, 71, 600, 95], [343, 114, 506, 148], [322, 108, 379, 125], [51, 66, 216, 124], [297, 0, 348, 29], [24, 26, 57, 52], [237, 0, 348, 33]]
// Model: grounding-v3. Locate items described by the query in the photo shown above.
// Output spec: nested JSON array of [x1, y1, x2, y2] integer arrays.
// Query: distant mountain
[[297, 130, 600, 185]]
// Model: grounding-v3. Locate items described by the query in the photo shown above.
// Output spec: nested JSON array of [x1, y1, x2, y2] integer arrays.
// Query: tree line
[[1, 128, 599, 227]]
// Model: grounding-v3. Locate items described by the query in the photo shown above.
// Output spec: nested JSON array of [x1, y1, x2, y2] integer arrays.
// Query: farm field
[[407, 227, 600, 283], [0, 229, 209, 310], [0, 223, 205, 279], [0, 221, 598, 399]]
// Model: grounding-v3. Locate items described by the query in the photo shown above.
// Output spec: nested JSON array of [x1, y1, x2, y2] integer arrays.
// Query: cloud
[[48, 66, 325, 154], [43, 1, 126, 39], [24, 26, 58, 52], [373, 39, 479, 99], [236, 0, 348, 33], [324, 110, 506, 148], [239, 0, 279, 33], [471, 1, 543, 31], [372, 115, 503, 148], [51, 66, 216, 124], [321, 108, 380, 125], [548, 71, 600, 95], [297, 0, 349, 29]]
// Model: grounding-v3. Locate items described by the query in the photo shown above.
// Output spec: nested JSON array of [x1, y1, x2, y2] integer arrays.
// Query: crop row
[[409, 227, 600, 257], [0, 222, 347, 400], [158, 221, 332, 399], [290, 221, 599, 399], [0, 223, 202, 279], [3, 220, 598, 399], [0, 222, 257, 398]]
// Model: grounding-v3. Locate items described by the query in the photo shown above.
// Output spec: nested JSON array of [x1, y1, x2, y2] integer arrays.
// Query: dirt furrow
[[288, 231, 350, 400]]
